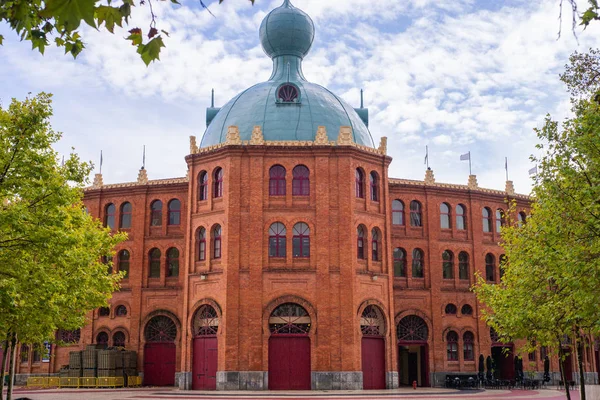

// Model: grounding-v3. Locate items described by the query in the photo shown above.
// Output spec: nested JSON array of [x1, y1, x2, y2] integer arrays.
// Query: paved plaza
[[2, 387, 589, 400]]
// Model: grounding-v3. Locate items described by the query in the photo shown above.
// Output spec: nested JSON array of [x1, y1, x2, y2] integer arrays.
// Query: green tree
[[0, 93, 126, 400], [0, 0, 254, 65], [473, 48, 600, 400]]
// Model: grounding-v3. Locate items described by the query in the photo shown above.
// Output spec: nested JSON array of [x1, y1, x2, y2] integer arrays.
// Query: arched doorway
[[490, 328, 515, 380], [397, 315, 429, 387], [360, 305, 386, 389], [268, 303, 311, 390], [192, 305, 219, 390], [143, 315, 177, 386]]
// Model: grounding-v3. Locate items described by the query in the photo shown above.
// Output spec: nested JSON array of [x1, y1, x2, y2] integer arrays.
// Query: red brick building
[[14, 0, 599, 391]]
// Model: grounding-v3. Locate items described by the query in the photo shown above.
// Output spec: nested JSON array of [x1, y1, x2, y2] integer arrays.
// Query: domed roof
[[200, 0, 374, 148]]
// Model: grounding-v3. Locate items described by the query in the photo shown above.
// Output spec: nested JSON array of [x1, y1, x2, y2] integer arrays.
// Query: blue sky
[[1, 0, 599, 193]]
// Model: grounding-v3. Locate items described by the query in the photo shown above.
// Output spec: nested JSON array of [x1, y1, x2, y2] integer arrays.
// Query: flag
[[100, 150, 103, 173], [460, 152, 470, 161], [505, 157, 508, 171], [424, 146, 428, 165], [528, 166, 538, 175]]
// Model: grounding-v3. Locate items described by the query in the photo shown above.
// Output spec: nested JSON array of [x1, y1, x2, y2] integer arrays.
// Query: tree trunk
[[559, 345, 572, 400], [577, 339, 586, 400], [0, 337, 8, 400], [6, 334, 16, 400]]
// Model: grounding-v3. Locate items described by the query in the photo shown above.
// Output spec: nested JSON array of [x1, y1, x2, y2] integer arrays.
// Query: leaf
[[580, 9, 599, 27], [41, 0, 97, 31], [0, 35, 3, 46], [137, 36, 165, 66], [126, 28, 143, 45], [148, 27, 158, 39], [96, 5, 123, 33]]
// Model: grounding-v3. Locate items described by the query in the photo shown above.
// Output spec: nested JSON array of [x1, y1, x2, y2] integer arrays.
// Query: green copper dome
[[200, 0, 374, 148]]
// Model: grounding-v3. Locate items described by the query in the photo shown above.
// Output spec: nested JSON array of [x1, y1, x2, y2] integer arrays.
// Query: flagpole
[[425, 145, 429, 169], [142, 145, 146, 169], [99, 150, 103, 174], [505, 157, 508, 181], [469, 151, 472, 175]]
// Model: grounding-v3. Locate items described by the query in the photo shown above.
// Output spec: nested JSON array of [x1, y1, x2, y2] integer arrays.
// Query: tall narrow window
[[357, 225, 365, 260], [269, 165, 286, 196], [96, 332, 109, 346], [214, 167, 223, 198], [412, 248, 424, 278], [166, 248, 179, 277], [499, 254, 507, 280], [440, 203, 451, 229], [269, 222, 287, 257], [150, 200, 162, 226], [113, 332, 126, 347], [518, 211, 527, 227], [198, 171, 208, 201], [482, 207, 492, 233], [496, 209, 504, 233], [120, 202, 132, 229], [115, 305, 127, 316], [371, 228, 380, 261], [447, 331, 458, 361], [456, 204, 466, 230], [410, 201, 422, 227], [20, 344, 29, 363], [292, 222, 310, 258], [355, 169, 365, 198], [118, 250, 130, 278], [149, 248, 161, 278], [213, 225, 222, 259], [485, 253, 495, 282], [394, 248, 406, 277], [196, 227, 206, 261], [105, 203, 116, 229], [463, 332, 474, 361], [392, 200, 405, 225], [292, 165, 309, 196], [458, 251, 469, 280], [168, 199, 181, 226], [442, 250, 454, 279], [370, 172, 379, 202]]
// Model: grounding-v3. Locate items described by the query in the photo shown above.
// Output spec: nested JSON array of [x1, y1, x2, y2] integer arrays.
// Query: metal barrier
[[79, 377, 97, 387], [128, 375, 142, 387], [48, 377, 60, 387], [27, 375, 137, 389], [59, 377, 80, 388], [27, 377, 48, 387], [97, 376, 124, 388]]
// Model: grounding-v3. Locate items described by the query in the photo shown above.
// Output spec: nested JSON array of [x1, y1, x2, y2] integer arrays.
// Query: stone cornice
[[84, 177, 188, 192], [389, 178, 530, 200]]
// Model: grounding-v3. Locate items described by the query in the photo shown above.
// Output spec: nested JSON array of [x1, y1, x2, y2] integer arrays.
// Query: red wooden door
[[192, 337, 217, 390], [361, 337, 385, 389], [562, 351, 573, 381], [144, 342, 176, 386], [268, 336, 310, 390]]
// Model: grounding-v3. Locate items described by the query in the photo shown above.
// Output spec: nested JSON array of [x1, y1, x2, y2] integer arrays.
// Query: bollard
[[413, 380, 417, 390]]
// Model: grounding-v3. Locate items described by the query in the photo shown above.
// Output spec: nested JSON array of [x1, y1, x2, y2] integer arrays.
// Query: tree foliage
[[0, 0, 254, 65], [473, 48, 600, 399], [0, 93, 125, 398]]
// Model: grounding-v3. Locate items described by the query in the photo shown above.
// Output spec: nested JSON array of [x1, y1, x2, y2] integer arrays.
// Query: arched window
[[150, 200, 162, 226], [393, 247, 407, 277], [56, 329, 81, 344], [99, 307, 110, 317], [357, 225, 366, 260], [269, 222, 287, 258], [213, 225, 222, 259], [463, 332, 474, 361], [392, 200, 405, 225], [456, 204, 466, 230], [499, 254, 507, 280], [269, 165, 286, 196], [461, 304, 473, 315], [445, 304, 457, 314], [458, 251, 469, 280], [412, 248, 424, 278], [442, 250, 454, 279], [355, 169, 365, 198], [518, 211, 527, 227], [193, 305, 219, 336], [370, 172, 379, 202], [292, 165, 309, 196], [440, 203, 451, 229], [105, 203, 116, 229], [360, 305, 385, 336], [196, 227, 206, 261], [447, 331, 458, 361], [410, 200, 422, 227], [214, 167, 223, 198], [496, 209, 505, 233], [145, 316, 177, 342], [149, 248, 161, 278], [120, 202, 132, 229], [113, 331, 126, 347], [482, 207, 492, 233], [118, 250, 130, 278], [485, 253, 495, 282], [292, 223, 310, 258], [371, 228, 380, 261], [166, 248, 179, 277], [168, 199, 181, 226], [397, 315, 428, 342], [269, 303, 311, 334], [20, 344, 29, 363], [198, 171, 208, 201], [96, 332, 109, 345], [115, 305, 127, 317]]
